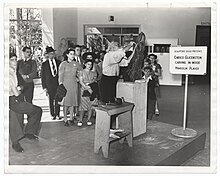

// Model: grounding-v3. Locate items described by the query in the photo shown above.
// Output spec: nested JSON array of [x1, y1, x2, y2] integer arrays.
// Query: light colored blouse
[[102, 50, 125, 76]]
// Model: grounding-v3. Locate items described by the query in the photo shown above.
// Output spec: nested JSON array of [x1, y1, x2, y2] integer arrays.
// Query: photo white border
[[1, 0, 218, 175]]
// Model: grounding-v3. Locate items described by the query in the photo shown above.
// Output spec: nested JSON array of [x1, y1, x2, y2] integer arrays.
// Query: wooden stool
[[94, 102, 134, 158]]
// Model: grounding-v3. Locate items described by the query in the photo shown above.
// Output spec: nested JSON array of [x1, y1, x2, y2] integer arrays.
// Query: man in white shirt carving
[[100, 41, 135, 103]]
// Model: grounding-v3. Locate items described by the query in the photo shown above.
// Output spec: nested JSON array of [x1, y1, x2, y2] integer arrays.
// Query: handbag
[[55, 84, 67, 102], [82, 90, 91, 97]]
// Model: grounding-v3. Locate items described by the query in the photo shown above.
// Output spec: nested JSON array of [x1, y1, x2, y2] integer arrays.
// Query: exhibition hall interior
[[6, 5, 213, 171]]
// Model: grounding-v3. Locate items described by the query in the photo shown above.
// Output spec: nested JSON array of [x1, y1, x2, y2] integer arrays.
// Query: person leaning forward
[[9, 53, 42, 153]]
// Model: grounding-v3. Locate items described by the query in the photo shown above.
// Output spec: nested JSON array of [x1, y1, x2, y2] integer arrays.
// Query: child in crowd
[[148, 54, 162, 116], [80, 45, 88, 58], [143, 66, 157, 120], [77, 59, 98, 127], [143, 58, 151, 68]]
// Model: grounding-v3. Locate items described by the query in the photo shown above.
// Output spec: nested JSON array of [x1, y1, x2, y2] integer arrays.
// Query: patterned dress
[[58, 61, 82, 106], [79, 69, 97, 111]]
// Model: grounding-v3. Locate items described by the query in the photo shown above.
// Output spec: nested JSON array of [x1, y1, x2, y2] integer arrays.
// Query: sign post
[[169, 46, 207, 138], [183, 74, 188, 130]]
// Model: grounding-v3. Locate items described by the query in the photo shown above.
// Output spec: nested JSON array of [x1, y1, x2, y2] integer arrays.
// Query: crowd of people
[[8, 42, 162, 153]]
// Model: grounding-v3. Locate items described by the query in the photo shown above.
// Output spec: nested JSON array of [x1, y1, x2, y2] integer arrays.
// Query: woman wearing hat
[[58, 48, 83, 126], [82, 52, 96, 66], [148, 53, 162, 116]]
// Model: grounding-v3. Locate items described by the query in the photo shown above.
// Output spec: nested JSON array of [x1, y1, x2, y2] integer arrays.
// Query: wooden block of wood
[[117, 81, 147, 137]]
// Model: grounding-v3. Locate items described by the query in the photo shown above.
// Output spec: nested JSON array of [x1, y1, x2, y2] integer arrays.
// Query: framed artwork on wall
[[66, 37, 77, 48], [153, 44, 171, 53]]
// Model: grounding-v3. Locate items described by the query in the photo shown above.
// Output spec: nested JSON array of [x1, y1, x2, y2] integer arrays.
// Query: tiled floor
[[10, 80, 210, 166], [9, 120, 206, 166], [155, 83, 210, 166]]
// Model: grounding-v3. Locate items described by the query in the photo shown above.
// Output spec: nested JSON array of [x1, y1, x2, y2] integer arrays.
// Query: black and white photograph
[[1, 0, 219, 175]]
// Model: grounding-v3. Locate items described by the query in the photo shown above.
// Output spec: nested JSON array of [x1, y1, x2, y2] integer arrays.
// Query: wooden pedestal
[[117, 81, 147, 137], [94, 102, 134, 158]]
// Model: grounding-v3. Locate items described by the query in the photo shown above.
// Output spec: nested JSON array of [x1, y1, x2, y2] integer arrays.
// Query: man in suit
[[41, 46, 61, 120], [17, 46, 38, 103], [74, 45, 83, 117], [74, 45, 83, 65]]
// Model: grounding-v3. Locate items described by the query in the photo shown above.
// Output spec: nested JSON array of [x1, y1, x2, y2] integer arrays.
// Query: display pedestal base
[[171, 127, 197, 138], [117, 81, 147, 137]]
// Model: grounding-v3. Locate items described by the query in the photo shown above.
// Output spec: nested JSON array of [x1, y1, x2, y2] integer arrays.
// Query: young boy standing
[[143, 66, 157, 120]]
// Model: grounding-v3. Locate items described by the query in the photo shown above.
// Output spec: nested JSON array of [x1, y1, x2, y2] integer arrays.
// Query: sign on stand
[[169, 46, 207, 138], [170, 46, 207, 75]]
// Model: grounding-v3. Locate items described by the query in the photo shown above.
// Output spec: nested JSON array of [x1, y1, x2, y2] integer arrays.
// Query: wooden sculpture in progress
[[125, 32, 146, 82]]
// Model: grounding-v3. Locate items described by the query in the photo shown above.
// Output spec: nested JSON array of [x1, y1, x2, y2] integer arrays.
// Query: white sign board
[[169, 46, 207, 75]]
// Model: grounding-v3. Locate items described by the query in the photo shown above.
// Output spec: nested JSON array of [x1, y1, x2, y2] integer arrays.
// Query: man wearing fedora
[[41, 46, 61, 120]]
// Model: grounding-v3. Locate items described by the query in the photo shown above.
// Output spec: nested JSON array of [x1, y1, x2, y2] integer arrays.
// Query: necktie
[[77, 56, 80, 63], [51, 60, 57, 76]]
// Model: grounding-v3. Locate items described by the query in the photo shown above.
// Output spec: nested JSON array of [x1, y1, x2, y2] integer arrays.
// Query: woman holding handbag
[[77, 59, 98, 127], [58, 48, 82, 126]]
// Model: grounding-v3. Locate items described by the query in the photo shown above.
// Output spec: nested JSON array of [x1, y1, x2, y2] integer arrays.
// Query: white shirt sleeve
[[119, 58, 130, 67], [111, 50, 125, 64]]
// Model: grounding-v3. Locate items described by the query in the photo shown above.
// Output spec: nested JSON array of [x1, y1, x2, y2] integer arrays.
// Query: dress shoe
[[12, 143, 24, 153], [110, 129, 124, 133], [25, 134, 39, 140], [109, 133, 120, 139], [56, 116, 62, 120], [86, 120, 92, 126], [64, 121, 70, 127], [52, 116, 56, 120], [155, 109, 160, 116], [69, 120, 74, 126], [77, 121, 83, 127]]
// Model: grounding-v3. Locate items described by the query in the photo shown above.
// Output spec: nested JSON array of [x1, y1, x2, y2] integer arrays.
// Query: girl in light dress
[[77, 59, 98, 127]]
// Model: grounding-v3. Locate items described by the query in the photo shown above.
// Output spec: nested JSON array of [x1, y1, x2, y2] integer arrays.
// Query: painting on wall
[[153, 44, 171, 53], [67, 37, 77, 48], [56, 37, 77, 61]]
